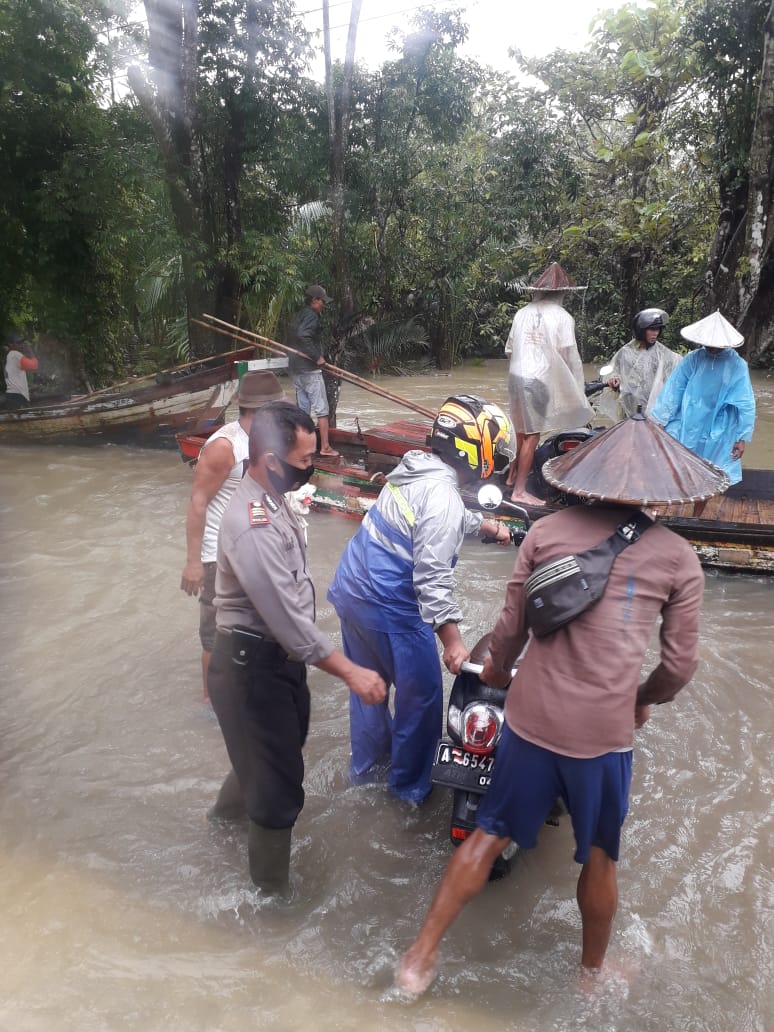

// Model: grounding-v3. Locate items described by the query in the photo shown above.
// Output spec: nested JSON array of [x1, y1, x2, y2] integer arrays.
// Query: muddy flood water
[[1, 362, 772, 1031]]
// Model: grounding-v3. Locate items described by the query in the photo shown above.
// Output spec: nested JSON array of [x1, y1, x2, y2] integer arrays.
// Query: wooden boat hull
[[0, 348, 254, 447], [177, 419, 774, 574]]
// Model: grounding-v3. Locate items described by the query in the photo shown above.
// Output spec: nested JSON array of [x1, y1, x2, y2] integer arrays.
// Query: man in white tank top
[[180, 371, 284, 699]]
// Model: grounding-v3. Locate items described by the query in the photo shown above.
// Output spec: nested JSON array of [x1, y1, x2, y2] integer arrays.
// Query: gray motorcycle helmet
[[632, 307, 669, 341]]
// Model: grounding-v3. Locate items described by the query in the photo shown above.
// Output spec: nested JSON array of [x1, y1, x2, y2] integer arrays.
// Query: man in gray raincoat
[[604, 308, 680, 419]]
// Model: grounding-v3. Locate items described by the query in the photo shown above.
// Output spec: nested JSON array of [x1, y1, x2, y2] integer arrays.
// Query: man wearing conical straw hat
[[504, 262, 593, 505], [397, 416, 721, 994], [650, 311, 755, 517]]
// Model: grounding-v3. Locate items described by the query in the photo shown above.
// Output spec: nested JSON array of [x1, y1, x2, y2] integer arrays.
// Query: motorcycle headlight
[[461, 703, 503, 755], [447, 702, 463, 739]]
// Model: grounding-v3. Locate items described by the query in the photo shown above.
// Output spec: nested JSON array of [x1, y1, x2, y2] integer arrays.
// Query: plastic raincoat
[[505, 298, 593, 433], [327, 451, 482, 803], [650, 348, 755, 485], [606, 338, 682, 419]]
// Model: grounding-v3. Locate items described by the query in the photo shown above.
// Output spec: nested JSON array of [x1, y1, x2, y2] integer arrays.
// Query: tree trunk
[[130, 1, 248, 358], [323, 0, 361, 326], [706, 1, 774, 364], [322, 0, 362, 423]]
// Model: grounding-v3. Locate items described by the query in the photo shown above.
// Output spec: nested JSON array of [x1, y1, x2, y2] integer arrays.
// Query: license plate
[[430, 738, 495, 793]]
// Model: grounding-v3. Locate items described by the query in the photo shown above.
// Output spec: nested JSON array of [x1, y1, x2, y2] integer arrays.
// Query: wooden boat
[[0, 347, 254, 447], [177, 418, 774, 574]]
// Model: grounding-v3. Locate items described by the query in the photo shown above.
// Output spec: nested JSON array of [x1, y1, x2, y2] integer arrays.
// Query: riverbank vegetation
[[2, 0, 774, 389]]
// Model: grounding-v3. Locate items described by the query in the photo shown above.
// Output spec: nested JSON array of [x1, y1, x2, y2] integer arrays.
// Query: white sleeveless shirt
[[200, 421, 250, 562]]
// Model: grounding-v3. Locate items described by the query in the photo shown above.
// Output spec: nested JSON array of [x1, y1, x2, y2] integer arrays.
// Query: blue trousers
[[340, 616, 443, 804]]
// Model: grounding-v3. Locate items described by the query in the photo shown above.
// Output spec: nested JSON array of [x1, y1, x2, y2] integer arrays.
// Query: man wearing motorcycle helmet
[[327, 395, 512, 804], [603, 307, 680, 419]]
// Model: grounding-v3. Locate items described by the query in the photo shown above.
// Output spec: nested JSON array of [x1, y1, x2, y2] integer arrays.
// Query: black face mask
[[268, 455, 314, 494]]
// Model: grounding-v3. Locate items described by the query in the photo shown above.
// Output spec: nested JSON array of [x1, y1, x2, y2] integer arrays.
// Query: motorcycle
[[430, 484, 565, 877], [427, 487, 525, 876], [430, 653, 511, 856], [431, 648, 566, 879], [526, 372, 612, 504]]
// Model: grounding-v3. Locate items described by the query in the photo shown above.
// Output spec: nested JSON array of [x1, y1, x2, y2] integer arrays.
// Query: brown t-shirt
[[488, 505, 704, 758]]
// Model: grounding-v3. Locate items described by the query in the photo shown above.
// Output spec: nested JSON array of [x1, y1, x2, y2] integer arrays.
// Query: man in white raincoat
[[505, 262, 593, 504]]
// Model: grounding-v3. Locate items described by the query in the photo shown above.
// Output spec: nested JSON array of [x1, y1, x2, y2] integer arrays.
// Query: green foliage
[[511, 0, 719, 348], [347, 318, 429, 374], [2, 0, 772, 380], [0, 0, 142, 380]]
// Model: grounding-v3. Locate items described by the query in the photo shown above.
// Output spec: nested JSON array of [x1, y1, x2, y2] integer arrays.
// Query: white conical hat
[[680, 310, 744, 349]]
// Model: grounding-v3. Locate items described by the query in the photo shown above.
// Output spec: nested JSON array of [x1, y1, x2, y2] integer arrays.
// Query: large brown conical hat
[[542, 414, 729, 505], [529, 262, 581, 291]]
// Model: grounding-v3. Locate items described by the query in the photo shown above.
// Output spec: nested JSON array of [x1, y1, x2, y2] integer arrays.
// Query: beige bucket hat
[[236, 370, 284, 409], [542, 414, 730, 505], [680, 310, 744, 349]]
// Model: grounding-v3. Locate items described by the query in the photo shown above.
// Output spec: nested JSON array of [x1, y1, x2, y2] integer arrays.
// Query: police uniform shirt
[[214, 472, 333, 665]]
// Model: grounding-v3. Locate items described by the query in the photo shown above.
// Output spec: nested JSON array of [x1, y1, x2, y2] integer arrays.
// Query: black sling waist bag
[[524, 511, 653, 638]]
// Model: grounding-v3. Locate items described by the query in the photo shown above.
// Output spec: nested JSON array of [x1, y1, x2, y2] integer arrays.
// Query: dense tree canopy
[[1, 0, 773, 387]]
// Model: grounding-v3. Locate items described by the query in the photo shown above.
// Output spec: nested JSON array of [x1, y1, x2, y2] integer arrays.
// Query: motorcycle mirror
[[477, 484, 503, 510], [599, 363, 614, 377]]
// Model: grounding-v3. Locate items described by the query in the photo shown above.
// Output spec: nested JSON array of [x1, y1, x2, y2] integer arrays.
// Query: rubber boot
[[247, 821, 292, 896], [207, 769, 247, 822]]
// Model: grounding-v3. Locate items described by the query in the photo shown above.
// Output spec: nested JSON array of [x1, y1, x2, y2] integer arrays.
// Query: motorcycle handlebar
[[460, 661, 517, 679], [584, 378, 605, 397], [460, 661, 484, 674]]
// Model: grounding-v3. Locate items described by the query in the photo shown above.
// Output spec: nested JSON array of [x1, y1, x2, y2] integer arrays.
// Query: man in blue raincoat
[[327, 396, 513, 804], [651, 312, 755, 515]]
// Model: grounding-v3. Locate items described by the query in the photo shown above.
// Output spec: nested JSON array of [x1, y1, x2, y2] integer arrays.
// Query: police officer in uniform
[[207, 401, 386, 895]]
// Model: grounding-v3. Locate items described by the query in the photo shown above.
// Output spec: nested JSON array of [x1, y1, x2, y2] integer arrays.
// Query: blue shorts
[[476, 724, 632, 863], [293, 370, 329, 418]]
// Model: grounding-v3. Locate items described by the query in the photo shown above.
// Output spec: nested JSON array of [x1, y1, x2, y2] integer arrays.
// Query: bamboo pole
[[196, 314, 436, 420]]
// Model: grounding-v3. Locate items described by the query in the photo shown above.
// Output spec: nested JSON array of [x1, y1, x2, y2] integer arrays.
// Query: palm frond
[[348, 318, 429, 372], [291, 201, 331, 235]]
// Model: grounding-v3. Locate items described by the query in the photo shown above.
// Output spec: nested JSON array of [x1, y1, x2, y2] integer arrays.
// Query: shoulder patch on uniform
[[264, 494, 280, 514], [248, 500, 271, 526]]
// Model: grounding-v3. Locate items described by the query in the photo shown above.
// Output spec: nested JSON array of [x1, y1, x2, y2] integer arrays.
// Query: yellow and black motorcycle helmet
[[483, 400, 515, 473], [429, 395, 513, 480]]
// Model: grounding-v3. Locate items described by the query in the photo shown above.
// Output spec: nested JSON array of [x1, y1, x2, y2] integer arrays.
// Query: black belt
[[214, 627, 291, 666]]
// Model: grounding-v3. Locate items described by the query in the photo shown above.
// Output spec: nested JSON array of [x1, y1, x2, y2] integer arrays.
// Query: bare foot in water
[[395, 946, 438, 997], [578, 957, 639, 994], [510, 489, 545, 506]]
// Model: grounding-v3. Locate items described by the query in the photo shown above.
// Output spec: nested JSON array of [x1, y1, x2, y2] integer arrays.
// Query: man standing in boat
[[207, 401, 386, 894], [327, 396, 513, 805], [505, 262, 592, 505], [180, 370, 284, 700], [2, 330, 38, 408], [285, 285, 340, 458], [650, 310, 756, 517], [603, 308, 681, 419]]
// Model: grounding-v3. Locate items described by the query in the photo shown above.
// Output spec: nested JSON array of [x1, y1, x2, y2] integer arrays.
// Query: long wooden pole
[[196, 314, 436, 420]]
